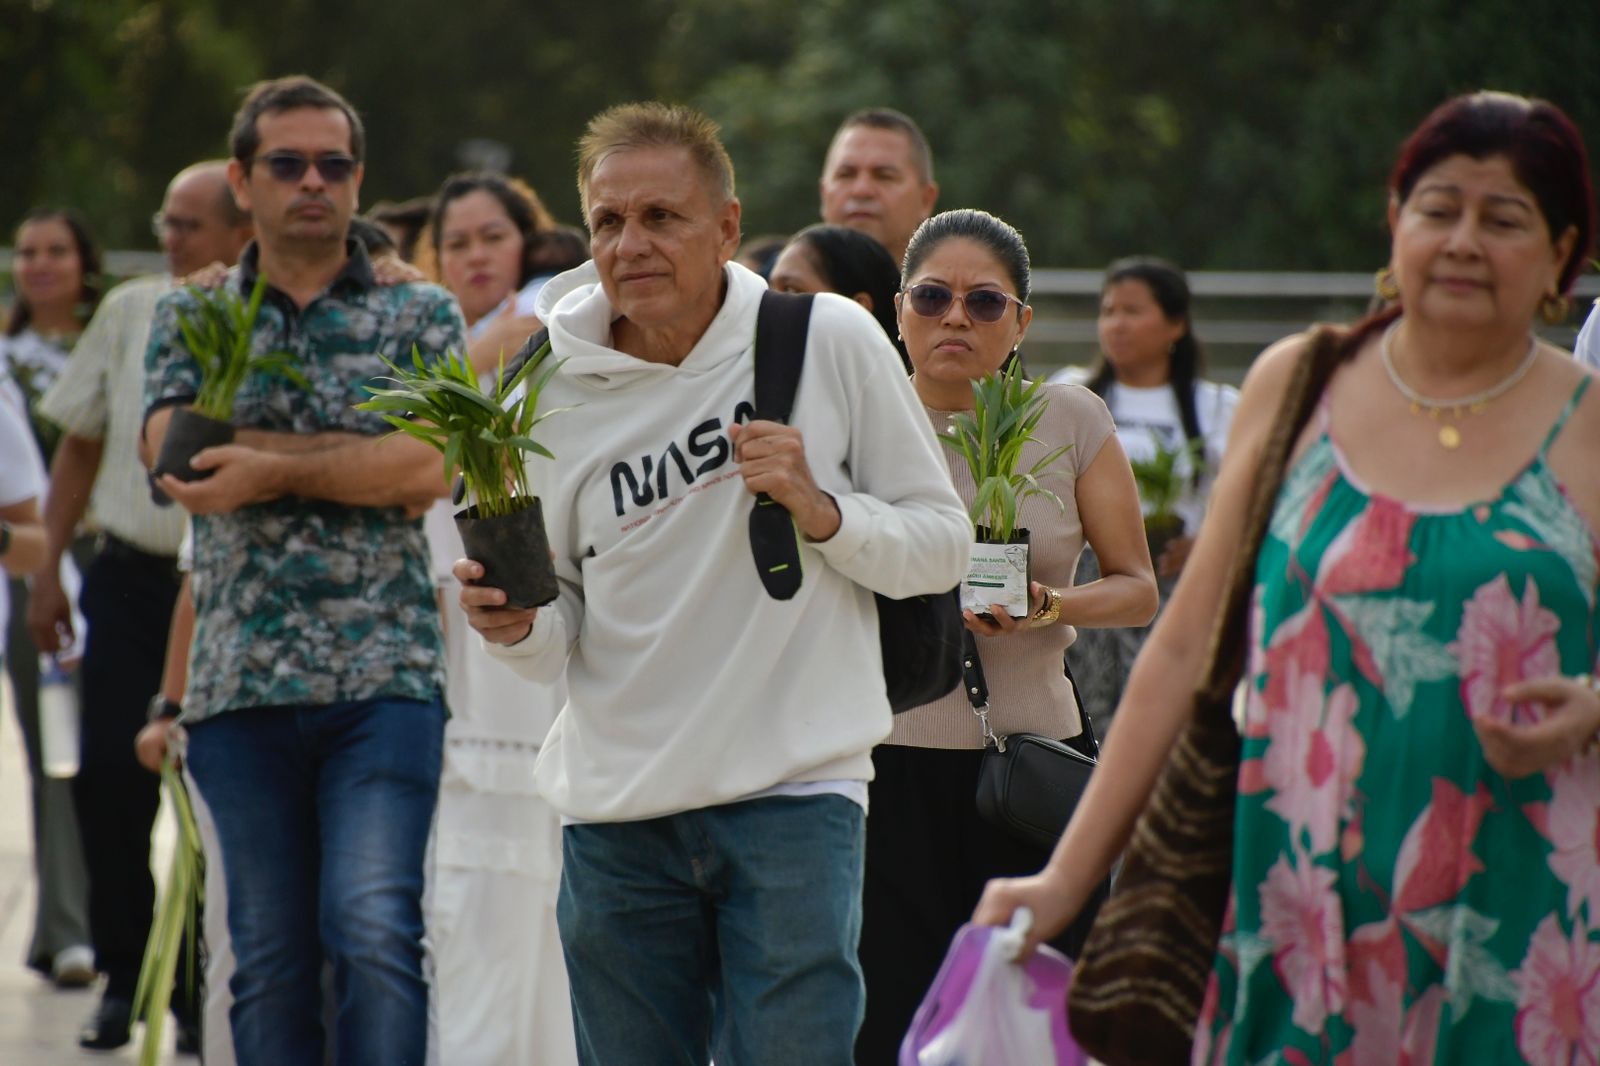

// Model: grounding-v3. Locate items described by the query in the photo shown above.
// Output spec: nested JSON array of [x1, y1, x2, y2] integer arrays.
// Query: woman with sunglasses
[[1059, 258, 1239, 737], [768, 223, 910, 371], [855, 208, 1157, 1063], [422, 170, 580, 1066]]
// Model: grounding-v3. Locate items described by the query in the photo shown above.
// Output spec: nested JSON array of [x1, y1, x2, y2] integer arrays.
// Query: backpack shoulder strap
[[748, 291, 815, 601], [498, 326, 552, 386], [753, 291, 814, 422]]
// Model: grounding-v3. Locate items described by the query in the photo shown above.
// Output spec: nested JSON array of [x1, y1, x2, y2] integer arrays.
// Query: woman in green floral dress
[[975, 91, 1600, 1064]]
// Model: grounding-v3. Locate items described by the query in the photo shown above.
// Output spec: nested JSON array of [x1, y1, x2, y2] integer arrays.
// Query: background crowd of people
[[0, 73, 1597, 1066]]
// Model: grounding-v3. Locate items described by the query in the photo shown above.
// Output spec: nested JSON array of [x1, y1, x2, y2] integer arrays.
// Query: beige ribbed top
[[888, 382, 1116, 749]]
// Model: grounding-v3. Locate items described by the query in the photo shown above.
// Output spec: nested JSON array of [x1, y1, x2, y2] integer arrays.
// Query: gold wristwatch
[[1028, 585, 1063, 628]]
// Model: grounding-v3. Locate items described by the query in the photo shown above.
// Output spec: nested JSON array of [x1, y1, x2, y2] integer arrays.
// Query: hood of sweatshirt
[[534, 258, 765, 392]]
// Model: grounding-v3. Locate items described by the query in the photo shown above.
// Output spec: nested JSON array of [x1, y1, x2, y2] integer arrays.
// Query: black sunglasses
[[903, 283, 1024, 324], [250, 151, 358, 184]]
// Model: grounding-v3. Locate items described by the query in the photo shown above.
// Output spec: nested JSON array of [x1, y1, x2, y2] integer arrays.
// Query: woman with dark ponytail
[[769, 223, 910, 371], [1056, 257, 1238, 734]]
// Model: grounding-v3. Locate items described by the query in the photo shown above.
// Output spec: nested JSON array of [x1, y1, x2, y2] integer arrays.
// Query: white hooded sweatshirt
[[489, 260, 969, 822]]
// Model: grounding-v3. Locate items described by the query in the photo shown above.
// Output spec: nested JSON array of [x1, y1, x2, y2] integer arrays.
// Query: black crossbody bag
[[964, 629, 1099, 850], [745, 290, 964, 713]]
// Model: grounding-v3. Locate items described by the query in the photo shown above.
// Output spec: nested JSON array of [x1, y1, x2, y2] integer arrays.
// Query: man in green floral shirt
[[142, 76, 463, 1066]]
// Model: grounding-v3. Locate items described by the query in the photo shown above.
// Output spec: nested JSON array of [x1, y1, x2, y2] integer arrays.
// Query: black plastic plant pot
[[1143, 513, 1186, 566], [154, 407, 235, 483], [968, 525, 1033, 620], [455, 496, 559, 609]]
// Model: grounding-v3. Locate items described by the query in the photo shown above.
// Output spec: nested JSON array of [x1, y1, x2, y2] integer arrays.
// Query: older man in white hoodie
[[1575, 298, 1599, 371], [456, 102, 968, 1064]]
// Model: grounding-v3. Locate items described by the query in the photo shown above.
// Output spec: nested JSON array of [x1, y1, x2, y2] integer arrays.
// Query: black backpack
[[746, 290, 964, 713]]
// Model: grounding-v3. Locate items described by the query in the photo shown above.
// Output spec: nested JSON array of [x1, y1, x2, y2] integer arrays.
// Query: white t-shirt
[[1575, 299, 1599, 372], [1048, 367, 1238, 534], [0, 377, 45, 632]]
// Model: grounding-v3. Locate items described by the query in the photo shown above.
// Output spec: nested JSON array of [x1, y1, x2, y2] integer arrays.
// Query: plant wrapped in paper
[[1128, 435, 1204, 564], [154, 275, 306, 482], [940, 359, 1070, 619], [358, 341, 568, 608], [131, 757, 203, 1066]]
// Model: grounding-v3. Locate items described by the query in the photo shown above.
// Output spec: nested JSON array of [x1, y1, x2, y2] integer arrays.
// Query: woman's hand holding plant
[[964, 580, 1052, 637]]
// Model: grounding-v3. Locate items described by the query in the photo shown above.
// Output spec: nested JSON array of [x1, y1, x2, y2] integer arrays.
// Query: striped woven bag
[[1066, 327, 1345, 1064]]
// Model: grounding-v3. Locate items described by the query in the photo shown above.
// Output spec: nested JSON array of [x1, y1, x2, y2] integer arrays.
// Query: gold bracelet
[[1580, 674, 1600, 755], [1029, 586, 1063, 629]]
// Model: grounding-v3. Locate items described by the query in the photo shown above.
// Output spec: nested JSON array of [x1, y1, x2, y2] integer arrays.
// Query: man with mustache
[[141, 76, 464, 1066], [819, 108, 939, 267]]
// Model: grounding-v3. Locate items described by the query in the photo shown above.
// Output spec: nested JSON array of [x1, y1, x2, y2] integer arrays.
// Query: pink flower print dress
[[1195, 378, 1600, 1065]]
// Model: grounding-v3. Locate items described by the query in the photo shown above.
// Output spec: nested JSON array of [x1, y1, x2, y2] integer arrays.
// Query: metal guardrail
[[1025, 270, 1598, 379], [1035, 269, 1600, 300], [5, 253, 1596, 380]]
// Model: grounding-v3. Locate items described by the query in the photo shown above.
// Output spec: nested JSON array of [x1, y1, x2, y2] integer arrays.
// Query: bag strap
[[747, 291, 815, 600], [1195, 325, 1347, 711], [963, 628, 1099, 757], [961, 630, 990, 707], [962, 629, 1010, 749]]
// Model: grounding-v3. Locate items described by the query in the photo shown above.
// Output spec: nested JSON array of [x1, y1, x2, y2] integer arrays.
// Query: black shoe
[[78, 995, 133, 1051], [174, 1016, 201, 1056]]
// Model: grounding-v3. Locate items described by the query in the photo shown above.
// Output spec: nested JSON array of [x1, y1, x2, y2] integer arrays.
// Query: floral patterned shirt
[[143, 241, 466, 722], [1196, 380, 1600, 1064]]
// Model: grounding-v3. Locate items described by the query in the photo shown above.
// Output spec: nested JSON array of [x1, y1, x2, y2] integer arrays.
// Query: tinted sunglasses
[[250, 151, 358, 184], [903, 283, 1024, 323]]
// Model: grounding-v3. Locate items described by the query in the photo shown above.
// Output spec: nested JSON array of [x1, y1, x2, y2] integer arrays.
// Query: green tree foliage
[[676, 0, 1600, 269], [3, 0, 258, 247], [5, 0, 1597, 272]]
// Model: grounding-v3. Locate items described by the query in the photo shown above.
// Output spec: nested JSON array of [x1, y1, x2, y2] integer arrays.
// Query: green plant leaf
[[351, 341, 572, 506], [946, 359, 1073, 541], [133, 759, 204, 1066], [178, 275, 306, 421]]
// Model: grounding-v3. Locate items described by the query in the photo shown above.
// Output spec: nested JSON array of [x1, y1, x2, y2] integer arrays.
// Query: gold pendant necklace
[[1382, 321, 1537, 449]]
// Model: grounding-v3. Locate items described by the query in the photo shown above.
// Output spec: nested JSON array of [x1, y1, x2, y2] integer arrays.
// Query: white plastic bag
[[903, 908, 1085, 1066]]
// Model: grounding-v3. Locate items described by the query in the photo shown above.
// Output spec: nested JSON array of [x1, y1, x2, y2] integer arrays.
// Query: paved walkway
[[0, 680, 179, 1064]]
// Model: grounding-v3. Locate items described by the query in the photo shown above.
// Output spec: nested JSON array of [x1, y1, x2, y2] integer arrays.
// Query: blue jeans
[[185, 696, 444, 1066], [558, 794, 866, 1066]]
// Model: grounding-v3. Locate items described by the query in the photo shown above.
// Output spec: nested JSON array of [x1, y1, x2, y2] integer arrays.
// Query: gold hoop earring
[[1540, 293, 1571, 325], [1374, 266, 1400, 302]]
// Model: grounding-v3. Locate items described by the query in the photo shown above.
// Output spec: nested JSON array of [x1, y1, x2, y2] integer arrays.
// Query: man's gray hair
[[577, 102, 736, 216]]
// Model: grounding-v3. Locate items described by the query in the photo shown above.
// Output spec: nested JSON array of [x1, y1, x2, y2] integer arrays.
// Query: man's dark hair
[[229, 75, 366, 164], [527, 224, 590, 275], [347, 217, 397, 258], [367, 197, 432, 262], [833, 108, 934, 184]]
